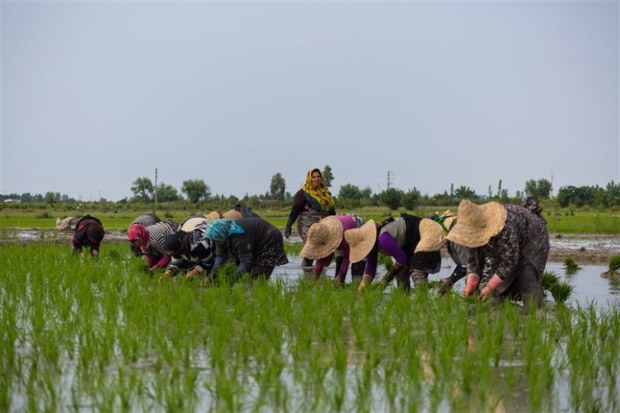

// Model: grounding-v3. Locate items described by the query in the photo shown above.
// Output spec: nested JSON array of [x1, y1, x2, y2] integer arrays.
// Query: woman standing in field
[[127, 220, 179, 273], [345, 214, 443, 292], [446, 199, 549, 308], [300, 214, 366, 285], [206, 218, 288, 283], [284, 168, 336, 268], [72, 215, 105, 257]]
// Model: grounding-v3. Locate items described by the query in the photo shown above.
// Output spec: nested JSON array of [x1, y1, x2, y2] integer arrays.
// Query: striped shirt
[[147, 221, 179, 257]]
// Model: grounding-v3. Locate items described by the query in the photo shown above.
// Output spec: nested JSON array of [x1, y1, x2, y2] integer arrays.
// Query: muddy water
[[272, 256, 620, 309]]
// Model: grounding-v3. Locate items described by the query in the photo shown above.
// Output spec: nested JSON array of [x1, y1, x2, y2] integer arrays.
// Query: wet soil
[[1, 229, 618, 265]]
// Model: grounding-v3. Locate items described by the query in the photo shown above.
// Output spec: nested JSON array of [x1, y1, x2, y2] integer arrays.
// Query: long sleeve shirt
[[465, 204, 549, 292], [314, 214, 358, 279]]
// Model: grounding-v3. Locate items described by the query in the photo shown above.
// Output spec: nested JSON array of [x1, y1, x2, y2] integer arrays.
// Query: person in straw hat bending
[[345, 214, 443, 292], [417, 210, 493, 295], [300, 214, 366, 285], [445, 199, 549, 308]]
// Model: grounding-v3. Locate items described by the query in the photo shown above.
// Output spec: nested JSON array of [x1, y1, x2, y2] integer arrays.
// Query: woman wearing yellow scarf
[[284, 168, 336, 268]]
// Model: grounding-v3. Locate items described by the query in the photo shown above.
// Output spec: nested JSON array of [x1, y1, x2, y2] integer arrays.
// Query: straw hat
[[446, 200, 507, 248], [180, 216, 208, 232], [415, 218, 447, 253], [344, 219, 377, 263], [222, 209, 243, 220], [205, 210, 221, 221], [300, 216, 343, 260]]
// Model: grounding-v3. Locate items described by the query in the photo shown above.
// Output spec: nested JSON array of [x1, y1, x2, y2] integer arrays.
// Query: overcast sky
[[1, 0, 618, 202]]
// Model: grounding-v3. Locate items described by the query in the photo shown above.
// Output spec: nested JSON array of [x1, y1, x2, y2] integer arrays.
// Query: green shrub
[[609, 255, 620, 272], [563, 256, 580, 273]]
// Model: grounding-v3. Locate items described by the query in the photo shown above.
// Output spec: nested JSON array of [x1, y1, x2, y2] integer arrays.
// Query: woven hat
[[344, 219, 377, 263], [205, 210, 221, 221], [300, 216, 343, 259], [415, 218, 447, 253], [446, 200, 507, 248], [222, 209, 243, 220], [180, 216, 208, 232]]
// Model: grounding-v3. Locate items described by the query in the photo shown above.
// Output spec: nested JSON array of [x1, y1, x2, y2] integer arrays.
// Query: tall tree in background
[[402, 188, 421, 210], [338, 183, 363, 200], [322, 165, 334, 188], [181, 179, 210, 203], [379, 188, 403, 210], [270, 173, 286, 200], [131, 177, 154, 202], [454, 185, 477, 201], [524, 178, 552, 199], [156, 183, 180, 202]]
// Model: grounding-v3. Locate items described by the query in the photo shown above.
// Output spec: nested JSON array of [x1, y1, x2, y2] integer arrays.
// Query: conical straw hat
[[446, 200, 507, 248], [415, 218, 447, 253], [222, 209, 243, 220], [300, 216, 343, 259], [344, 219, 377, 263]]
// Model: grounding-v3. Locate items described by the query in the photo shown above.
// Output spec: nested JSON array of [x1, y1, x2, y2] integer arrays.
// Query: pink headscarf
[[128, 224, 149, 243]]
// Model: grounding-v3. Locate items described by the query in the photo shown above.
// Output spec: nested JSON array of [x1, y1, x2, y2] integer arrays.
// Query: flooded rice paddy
[[1, 235, 619, 412]]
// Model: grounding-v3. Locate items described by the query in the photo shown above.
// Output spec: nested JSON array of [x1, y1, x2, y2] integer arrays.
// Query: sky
[[1, 0, 619, 202]]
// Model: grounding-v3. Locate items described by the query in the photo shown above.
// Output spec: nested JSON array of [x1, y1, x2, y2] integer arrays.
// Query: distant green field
[[0, 207, 618, 234]]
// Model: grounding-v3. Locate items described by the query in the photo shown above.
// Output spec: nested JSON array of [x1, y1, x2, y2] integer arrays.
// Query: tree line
[[1, 165, 619, 210]]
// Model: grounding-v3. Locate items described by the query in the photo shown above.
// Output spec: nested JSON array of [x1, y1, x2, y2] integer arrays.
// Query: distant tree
[[322, 165, 334, 188], [379, 188, 403, 210], [338, 183, 363, 200], [450, 183, 454, 196], [131, 177, 154, 202], [556, 185, 595, 208], [156, 183, 180, 202], [524, 178, 552, 199], [488, 185, 493, 199], [603, 181, 620, 207], [360, 187, 373, 199], [182, 179, 210, 203], [497, 180, 503, 198], [44, 192, 61, 204], [402, 188, 421, 210], [453, 186, 477, 201], [269, 173, 286, 200]]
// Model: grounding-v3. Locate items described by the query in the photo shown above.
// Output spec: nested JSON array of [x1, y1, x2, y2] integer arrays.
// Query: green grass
[[1, 206, 618, 234], [1, 243, 619, 412]]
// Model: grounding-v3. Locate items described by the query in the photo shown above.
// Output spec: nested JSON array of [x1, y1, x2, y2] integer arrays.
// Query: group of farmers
[[68, 167, 550, 307]]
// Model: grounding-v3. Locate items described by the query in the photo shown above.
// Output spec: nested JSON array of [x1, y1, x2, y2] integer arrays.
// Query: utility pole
[[154, 168, 158, 212], [387, 171, 394, 189]]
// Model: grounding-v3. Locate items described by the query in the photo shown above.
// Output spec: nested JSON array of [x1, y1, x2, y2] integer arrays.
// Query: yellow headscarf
[[302, 168, 335, 212]]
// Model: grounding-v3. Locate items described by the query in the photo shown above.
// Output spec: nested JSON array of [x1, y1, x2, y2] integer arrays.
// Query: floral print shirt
[[466, 205, 549, 289]]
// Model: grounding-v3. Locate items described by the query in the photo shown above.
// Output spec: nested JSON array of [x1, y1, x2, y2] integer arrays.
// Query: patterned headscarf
[[128, 224, 149, 243], [301, 168, 334, 212], [205, 219, 245, 242]]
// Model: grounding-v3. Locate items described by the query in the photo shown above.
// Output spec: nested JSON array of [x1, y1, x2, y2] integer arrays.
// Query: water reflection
[[274, 257, 620, 308]]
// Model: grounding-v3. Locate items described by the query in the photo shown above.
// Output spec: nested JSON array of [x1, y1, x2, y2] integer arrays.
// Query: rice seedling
[[542, 271, 575, 304], [563, 256, 581, 274], [1, 243, 619, 412]]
